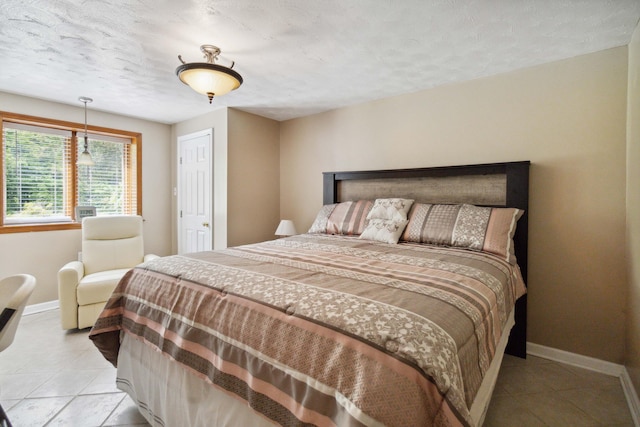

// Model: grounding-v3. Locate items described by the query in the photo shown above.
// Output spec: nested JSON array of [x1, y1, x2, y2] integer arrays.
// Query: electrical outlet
[[78, 251, 82, 262]]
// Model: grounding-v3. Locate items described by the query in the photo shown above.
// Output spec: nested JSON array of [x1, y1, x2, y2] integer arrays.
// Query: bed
[[90, 161, 530, 427]]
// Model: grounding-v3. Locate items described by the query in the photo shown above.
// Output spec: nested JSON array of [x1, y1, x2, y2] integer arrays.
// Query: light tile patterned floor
[[486, 354, 635, 426], [0, 309, 148, 427], [0, 309, 635, 426]]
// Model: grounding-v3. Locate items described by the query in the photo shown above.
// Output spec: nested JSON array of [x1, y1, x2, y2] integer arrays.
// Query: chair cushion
[[82, 216, 144, 275], [82, 215, 143, 240], [83, 237, 144, 276], [77, 269, 130, 305]]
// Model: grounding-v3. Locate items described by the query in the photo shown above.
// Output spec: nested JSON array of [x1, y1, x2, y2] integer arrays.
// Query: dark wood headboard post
[[323, 161, 530, 358], [323, 173, 337, 206], [504, 161, 529, 358]]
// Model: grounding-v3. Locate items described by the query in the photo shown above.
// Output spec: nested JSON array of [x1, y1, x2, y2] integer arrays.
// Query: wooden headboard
[[323, 161, 530, 357]]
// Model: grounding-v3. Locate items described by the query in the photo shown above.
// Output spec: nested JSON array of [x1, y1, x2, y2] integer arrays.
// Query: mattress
[[90, 234, 526, 427]]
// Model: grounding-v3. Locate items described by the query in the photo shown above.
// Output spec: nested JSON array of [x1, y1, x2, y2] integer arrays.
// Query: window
[[1, 111, 141, 233]]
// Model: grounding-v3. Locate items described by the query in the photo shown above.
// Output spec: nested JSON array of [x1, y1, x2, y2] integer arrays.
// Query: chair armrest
[[143, 254, 160, 263], [58, 261, 84, 330]]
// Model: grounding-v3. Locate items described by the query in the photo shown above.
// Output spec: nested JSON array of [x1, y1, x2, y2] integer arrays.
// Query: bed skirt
[[116, 310, 515, 427]]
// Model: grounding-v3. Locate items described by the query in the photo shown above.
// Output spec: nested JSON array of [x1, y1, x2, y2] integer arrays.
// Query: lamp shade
[[275, 220, 297, 237], [176, 45, 243, 103], [176, 63, 242, 97], [77, 149, 95, 166]]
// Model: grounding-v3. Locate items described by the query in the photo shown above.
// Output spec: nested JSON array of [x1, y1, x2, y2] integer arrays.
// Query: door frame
[[177, 128, 213, 254]]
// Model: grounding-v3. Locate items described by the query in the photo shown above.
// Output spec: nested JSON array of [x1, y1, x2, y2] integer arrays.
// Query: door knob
[[202, 222, 209, 228]]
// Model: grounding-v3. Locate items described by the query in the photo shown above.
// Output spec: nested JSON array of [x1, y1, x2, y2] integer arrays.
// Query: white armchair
[[58, 215, 158, 330]]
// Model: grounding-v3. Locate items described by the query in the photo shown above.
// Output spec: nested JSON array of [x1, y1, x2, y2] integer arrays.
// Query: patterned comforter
[[90, 234, 526, 427]]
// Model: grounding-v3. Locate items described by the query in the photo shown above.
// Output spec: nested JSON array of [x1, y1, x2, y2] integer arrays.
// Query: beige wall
[[171, 108, 280, 250], [0, 93, 173, 305], [626, 24, 640, 395], [280, 47, 628, 363], [1, 44, 632, 369], [227, 109, 280, 246]]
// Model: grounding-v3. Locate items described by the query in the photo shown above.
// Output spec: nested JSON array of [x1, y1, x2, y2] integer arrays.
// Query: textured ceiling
[[1, 0, 639, 124]]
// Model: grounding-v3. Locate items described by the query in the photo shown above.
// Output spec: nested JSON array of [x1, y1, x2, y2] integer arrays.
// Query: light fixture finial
[[176, 44, 243, 103]]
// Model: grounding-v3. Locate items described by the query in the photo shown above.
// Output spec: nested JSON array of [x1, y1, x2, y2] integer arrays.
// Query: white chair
[[58, 215, 158, 330], [0, 274, 36, 427]]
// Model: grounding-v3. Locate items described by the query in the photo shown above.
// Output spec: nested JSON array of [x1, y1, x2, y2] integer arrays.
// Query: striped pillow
[[308, 200, 373, 235], [308, 204, 336, 234], [402, 203, 524, 264]]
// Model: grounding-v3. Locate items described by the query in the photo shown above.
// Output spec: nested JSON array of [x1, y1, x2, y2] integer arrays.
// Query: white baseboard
[[527, 342, 624, 376], [527, 342, 640, 426], [23, 300, 59, 316], [622, 368, 640, 427]]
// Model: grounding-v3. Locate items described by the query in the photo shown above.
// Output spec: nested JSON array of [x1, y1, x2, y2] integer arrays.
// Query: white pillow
[[359, 219, 409, 244], [367, 198, 414, 221]]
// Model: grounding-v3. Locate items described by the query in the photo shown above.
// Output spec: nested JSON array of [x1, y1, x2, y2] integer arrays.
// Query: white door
[[178, 129, 212, 254]]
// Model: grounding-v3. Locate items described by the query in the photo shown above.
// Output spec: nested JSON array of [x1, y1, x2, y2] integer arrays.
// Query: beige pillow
[[402, 203, 523, 264], [308, 204, 336, 233], [367, 198, 414, 221], [308, 200, 373, 235], [360, 219, 409, 244]]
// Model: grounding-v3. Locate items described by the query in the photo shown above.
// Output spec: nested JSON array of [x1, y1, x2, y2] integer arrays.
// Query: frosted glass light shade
[[177, 63, 242, 101], [275, 220, 297, 236], [77, 149, 95, 166]]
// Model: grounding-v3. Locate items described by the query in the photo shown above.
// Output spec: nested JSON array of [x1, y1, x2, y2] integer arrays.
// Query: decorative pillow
[[308, 204, 336, 233], [402, 203, 524, 264], [359, 219, 409, 244], [308, 200, 373, 235], [367, 198, 414, 221]]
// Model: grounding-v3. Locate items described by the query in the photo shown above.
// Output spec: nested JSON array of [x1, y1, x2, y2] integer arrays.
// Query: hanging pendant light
[[77, 96, 95, 166], [176, 44, 243, 103]]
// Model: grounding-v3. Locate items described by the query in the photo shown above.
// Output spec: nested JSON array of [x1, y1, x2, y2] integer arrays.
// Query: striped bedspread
[[90, 234, 526, 427]]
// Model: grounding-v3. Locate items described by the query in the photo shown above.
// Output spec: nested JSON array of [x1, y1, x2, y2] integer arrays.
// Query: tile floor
[[485, 353, 635, 426], [0, 309, 148, 427], [0, 309, 635, 426]]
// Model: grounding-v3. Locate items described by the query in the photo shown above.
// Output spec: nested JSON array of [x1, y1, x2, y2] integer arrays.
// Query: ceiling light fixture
[[77, 96, 95, 166], [176, 44, 243, 103]]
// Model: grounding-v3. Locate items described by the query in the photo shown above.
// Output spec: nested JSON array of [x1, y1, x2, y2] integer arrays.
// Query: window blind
[[76, 137, 137, 215], [2, 116, 139, 228], [3, 125, 72, 223]]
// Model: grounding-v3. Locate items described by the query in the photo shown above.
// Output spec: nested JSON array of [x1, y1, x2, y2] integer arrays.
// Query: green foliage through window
[[1, 113, 140, 230], [3, 126, 68, 221], [77, 138, 132, 215]]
